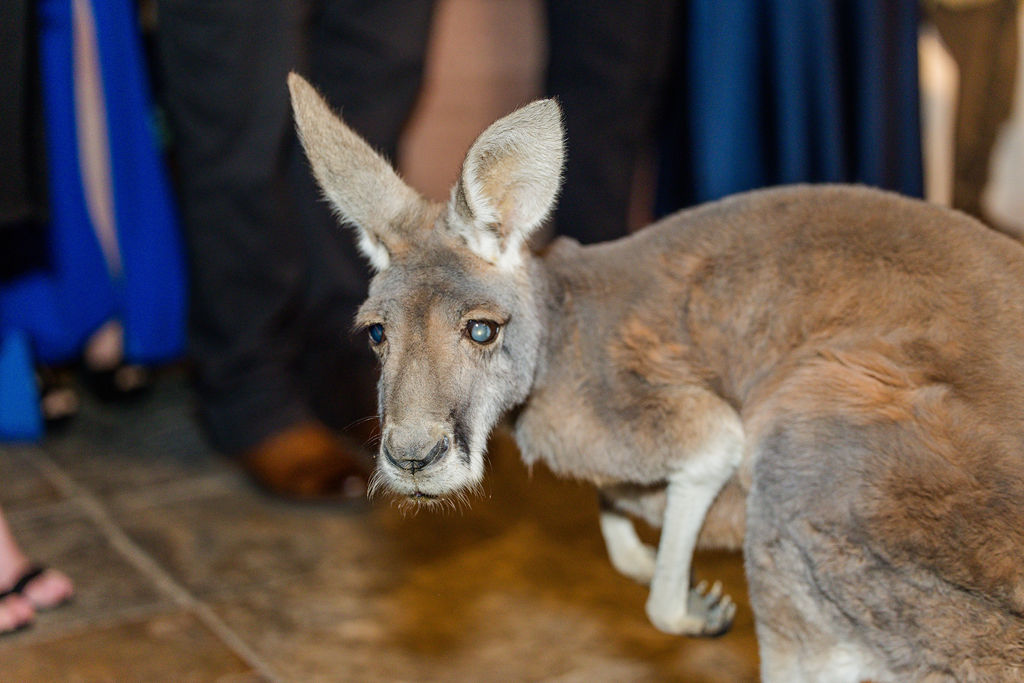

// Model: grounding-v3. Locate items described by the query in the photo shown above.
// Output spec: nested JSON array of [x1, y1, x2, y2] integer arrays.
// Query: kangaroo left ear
[[446, 99, 565, 269], [289, 72, 428, 271]]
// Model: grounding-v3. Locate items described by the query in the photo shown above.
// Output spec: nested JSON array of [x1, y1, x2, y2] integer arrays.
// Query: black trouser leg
[[156, 0, 435, 448], [545, 0, 677, 243], [155, 0, 309, 453]]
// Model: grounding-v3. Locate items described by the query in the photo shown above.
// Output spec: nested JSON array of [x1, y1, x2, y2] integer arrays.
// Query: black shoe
[[37, 366, 80, 427], [81, 362, 153, 402]]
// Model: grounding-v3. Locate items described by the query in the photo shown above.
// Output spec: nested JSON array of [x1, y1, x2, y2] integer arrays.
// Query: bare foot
[[0, 593, 34, 634], [13, 567, 74, 611], [0, 509, 74, 619], [83, 319, 124, 371]]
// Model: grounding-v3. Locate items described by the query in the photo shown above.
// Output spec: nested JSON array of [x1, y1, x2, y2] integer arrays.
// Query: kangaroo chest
[[513, 374, 688, 488]]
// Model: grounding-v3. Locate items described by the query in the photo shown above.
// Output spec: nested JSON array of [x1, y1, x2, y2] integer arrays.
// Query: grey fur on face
[[355, 240, 547, 504]]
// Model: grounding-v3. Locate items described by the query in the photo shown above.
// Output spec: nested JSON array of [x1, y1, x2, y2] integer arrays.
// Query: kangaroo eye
[[467, 320, 498, 345], [368, 323, 385, 344]]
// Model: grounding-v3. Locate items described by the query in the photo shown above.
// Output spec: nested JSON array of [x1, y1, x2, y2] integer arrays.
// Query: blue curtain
[[0, 0, 187, 441], [657, 0, 923, 211]]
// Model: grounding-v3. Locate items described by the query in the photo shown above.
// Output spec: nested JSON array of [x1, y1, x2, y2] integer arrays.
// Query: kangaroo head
[[288, 74, 564, 506]]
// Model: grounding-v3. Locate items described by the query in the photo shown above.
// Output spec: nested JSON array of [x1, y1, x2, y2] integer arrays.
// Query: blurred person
[[154, 1, 435, 499], [981, 1, 1024, 237], [153, 1, 682, 498], [926, 0, 1019, 224], [1, 0, 187, 439]]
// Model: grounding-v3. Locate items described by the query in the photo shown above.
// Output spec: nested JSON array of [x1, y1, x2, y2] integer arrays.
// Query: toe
[[0, 594, 35, 633], [21, 568, 74, 610]]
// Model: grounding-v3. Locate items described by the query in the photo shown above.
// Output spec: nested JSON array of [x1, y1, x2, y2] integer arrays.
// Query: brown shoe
[[240, 421, 370, 500]]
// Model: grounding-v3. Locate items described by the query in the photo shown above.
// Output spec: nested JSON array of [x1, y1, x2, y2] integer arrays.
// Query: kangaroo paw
[[686, 580, 736, 637], [646, 579, 736, 637]]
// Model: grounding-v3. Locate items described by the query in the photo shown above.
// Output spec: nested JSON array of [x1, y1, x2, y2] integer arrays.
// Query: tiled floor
[[0, 372, 760, 681]]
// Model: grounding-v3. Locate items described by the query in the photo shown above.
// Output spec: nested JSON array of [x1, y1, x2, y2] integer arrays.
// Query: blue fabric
[[86, 0, 187, 363], [0, 0, 187, 442], [658, 0, 923, 211], [688, 0, 767, 201], [3, 0, 115, 362], [0, 330, 43, 441]]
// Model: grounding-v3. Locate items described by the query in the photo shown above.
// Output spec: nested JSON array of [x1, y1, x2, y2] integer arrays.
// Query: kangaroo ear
[[447, 99, 565, 269], [288, 72, 426, 271]]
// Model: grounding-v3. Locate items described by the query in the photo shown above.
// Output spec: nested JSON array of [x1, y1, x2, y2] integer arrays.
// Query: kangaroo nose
[[382, 434, 450, 473]]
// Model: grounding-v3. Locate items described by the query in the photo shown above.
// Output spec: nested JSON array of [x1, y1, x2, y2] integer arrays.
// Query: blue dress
[[0, 0, 186, 440]]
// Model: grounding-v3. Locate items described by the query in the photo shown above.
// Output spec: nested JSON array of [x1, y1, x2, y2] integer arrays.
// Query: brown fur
[[522, 187, 1024, 679], [289, 77, 1024, 681]]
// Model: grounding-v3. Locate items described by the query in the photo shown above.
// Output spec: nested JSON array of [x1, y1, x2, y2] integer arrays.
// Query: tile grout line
[[29, 449, 282, 683]]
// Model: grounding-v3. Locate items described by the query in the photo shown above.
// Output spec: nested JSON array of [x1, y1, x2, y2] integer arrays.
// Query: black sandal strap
[[0, 566, 45, 600]]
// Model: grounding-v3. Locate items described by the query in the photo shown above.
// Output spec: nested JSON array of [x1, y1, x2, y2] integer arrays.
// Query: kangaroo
[[289, 73, 1024, 682]]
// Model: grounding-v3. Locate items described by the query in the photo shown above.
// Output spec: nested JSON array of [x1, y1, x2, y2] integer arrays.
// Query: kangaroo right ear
[[288, 72, 426, 271], [447, 99, 565, 269]]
